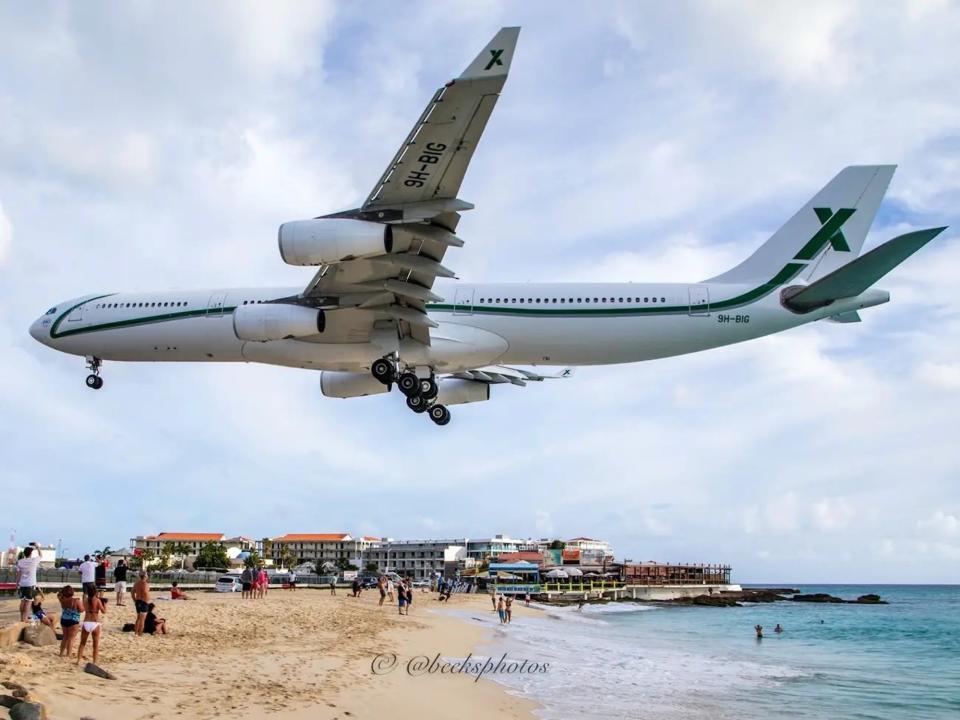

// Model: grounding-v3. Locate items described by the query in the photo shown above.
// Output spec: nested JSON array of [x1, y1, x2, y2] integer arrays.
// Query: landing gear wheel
[[86, 374, 103, 390], [406, 394, 428, 413], [398, 372, 420, 397], [428, 404, 451, 426], [371, 358, 394, 385], [419, 377, 438, 400]]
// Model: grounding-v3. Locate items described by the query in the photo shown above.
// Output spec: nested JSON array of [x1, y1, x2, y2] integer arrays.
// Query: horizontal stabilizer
[[782, 227, 946, 312]]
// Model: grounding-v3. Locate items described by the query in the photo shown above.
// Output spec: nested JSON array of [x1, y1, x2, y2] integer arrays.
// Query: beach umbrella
[[565, 567, 584, 577], [545, 569, 569, 578]]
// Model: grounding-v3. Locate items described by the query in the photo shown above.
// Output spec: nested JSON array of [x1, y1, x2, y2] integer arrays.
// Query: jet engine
[[435, 379, 490, 406], [278, 218, 392, 266], [233, 303, 325, 342], [320, 371, 389, 398]]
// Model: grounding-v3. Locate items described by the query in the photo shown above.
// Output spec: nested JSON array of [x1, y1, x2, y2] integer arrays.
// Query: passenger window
[[644, 297, 649, 303], [661, 297, 666, 303], [652, 297, 657, 303]]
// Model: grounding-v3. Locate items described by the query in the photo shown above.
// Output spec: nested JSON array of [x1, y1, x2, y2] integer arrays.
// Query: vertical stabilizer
[[708, 166, 895, 284]]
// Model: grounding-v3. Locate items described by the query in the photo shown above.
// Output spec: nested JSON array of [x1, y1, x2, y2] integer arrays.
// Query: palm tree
[[96, 545, 113, 559], [172, 542, 192, 570]]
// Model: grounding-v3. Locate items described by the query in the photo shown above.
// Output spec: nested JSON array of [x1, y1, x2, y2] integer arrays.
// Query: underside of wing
[[293, 27, 520, 350]]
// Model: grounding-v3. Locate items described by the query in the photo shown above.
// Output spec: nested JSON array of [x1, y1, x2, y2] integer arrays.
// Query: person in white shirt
[[79, 555, 97, 594], [15, 545, 42, 622]]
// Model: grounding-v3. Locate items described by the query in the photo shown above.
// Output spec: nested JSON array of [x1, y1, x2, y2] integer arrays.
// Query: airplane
[[29, 27, 946, 426]]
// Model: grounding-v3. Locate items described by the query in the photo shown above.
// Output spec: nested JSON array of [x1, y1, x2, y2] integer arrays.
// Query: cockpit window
[[45, 307, 57, 315]]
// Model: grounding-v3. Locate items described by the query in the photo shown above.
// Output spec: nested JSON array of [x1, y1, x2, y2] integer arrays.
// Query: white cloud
[[0, 202, 11, 265]]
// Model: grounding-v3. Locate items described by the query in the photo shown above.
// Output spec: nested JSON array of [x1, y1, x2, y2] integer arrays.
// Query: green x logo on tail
[[484, 48, 504, 71], [794, 207, 856, 260]]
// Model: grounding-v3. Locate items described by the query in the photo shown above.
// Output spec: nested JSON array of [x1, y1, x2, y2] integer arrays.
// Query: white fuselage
[[29, 280, 884, 373]]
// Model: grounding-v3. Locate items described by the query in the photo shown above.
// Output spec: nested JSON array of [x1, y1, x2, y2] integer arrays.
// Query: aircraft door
[[453, 288, 475, 315], [66, 303, 84, 322], [206, 292, 228, 317], [688, 286, 710, 316]]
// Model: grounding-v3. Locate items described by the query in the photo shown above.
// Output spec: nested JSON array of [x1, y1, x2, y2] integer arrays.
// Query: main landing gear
[[370, 357, 450, 425], [85, 356, 104, 390]]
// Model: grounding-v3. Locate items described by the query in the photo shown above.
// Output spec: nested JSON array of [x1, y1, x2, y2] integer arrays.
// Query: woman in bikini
[[57, 585, 83, 659], [76, 584, 106, 665]]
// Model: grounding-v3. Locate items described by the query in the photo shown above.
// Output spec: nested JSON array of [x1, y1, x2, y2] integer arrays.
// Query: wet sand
[[0, 588, 536, 719]]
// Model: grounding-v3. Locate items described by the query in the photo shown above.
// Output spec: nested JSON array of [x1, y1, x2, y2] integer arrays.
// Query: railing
[[539, 581, 624, 593], [0, 568, 340, 588]]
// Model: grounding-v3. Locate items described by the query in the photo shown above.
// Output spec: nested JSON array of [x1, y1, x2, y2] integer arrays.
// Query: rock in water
[[854, 594, 888, 604], [10, 701, 47, 720], [84, 662, 117, 680], [20, 625, 57, 647], [791, 593, 845, 603]]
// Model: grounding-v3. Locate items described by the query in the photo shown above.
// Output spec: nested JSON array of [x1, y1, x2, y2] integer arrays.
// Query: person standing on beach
[[491, 593, 498, 612], [57, 585, 83, 658], [497, 596, 506, 624], [386, 578, 394, 603], [329, 577, 336, 595], [15, 545, 41, 622], [405, 581, 414, 614], [505, 596, 513, 623], [133, 572, 151, 636], [398, 583, 407, 615], [240, 566, 252, 599], [114, 559, 128, 606], [259, 567, 269, 598], [79, 554, 97, 596], [76, 585, 105, 665], [95, 556, 108, 599], [378, 575, 387, 607], [288, 569, 297, 591]]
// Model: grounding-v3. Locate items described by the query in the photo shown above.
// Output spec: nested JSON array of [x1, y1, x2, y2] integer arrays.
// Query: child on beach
[[76, 585, 105, 665], [57, 585, 83, 658], [30, 589, 56, 631]]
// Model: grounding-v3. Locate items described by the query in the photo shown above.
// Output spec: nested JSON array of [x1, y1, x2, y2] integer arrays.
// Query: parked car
[[412, 579, 431, 588], [360, 577, 379, 589], [215, 575, 242, 593]]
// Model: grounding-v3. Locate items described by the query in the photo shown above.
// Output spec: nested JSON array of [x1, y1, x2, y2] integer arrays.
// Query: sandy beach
[[0, 588, 537, 720]]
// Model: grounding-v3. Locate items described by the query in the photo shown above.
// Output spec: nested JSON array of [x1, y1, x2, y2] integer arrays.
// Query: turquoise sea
[[474, 585, 960, 719]]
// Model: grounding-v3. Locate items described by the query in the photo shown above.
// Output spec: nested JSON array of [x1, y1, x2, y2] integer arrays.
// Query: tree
[[157, 544, 172, 571], [260, 538, 273, 562], [279, 546, 297, 571], [243, 551, 263, 569], [364, 561, 379, 573], [194, 541, 229, 570], [133, 549, 155, 570], [548, 540, 566, 550], [171, 542, 192, 569]]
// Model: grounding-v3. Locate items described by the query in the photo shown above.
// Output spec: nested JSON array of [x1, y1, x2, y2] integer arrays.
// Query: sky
[[1, 0, 958, 583]]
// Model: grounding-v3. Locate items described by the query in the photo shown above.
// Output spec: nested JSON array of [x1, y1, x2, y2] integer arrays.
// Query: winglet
[[459, 27, 520, 79]]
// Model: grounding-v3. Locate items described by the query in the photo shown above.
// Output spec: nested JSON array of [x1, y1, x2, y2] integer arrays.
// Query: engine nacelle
[[278, 218, 392, 266], [320, 371, 389, 399], [436, 379, 490, 406], [233, 303, 325, 342]]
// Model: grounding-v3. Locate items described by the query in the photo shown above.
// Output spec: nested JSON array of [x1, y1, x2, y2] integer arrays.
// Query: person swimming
[[774, 624, 783, 633], [755, 624, 763, 638]]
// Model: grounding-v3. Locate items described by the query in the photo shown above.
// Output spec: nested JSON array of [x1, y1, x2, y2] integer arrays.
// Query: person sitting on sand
[[774, 624, 783, 633], [170, 582, 188, 600], [30, 588, 56, 631], [755, 624, 763, 639], [76, 585, 105, 665], [58, 585, 83, 658], [144, 603, 167, 635]]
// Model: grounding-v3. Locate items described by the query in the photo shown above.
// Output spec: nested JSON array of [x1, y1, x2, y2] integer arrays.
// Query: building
[[621, 562, 732, 585], [0, 544, 56, 569], [270, 533, 378, 569], [130, 533, 255, 568], [365, 539, 468, 579], [465, 535, 540, 562]]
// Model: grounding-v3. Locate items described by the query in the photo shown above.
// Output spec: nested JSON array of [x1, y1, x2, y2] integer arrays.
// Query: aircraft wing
[[301, 27, 520, 347]]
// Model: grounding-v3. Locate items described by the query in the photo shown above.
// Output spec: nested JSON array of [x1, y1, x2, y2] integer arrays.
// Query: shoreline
[[0, 589, 537, 720]]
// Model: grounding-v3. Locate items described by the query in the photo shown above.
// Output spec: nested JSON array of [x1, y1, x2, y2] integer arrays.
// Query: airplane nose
[[29, 317, 48, 344]]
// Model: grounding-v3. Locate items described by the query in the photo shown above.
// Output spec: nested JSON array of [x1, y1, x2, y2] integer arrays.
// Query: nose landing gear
[[85, 356, 104, 390]]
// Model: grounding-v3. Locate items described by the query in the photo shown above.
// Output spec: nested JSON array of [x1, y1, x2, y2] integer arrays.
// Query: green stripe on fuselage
[[51, 298, 237, 339]]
